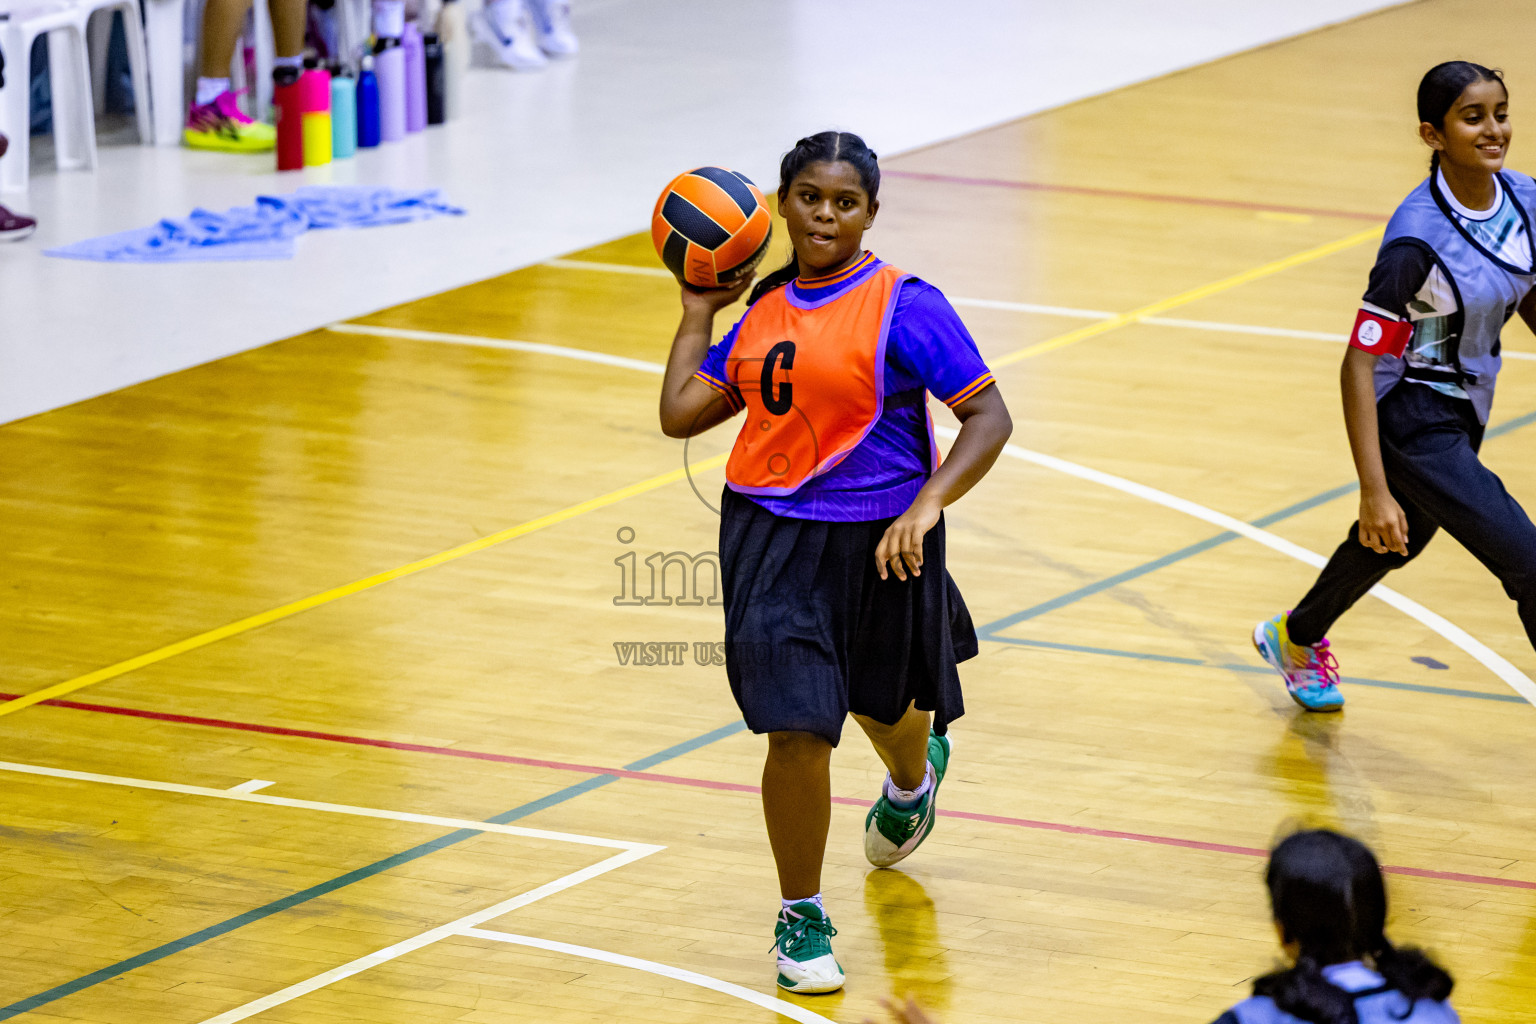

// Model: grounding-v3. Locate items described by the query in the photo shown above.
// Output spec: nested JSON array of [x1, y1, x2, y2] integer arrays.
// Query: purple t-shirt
[[693, 254, 995, 522]]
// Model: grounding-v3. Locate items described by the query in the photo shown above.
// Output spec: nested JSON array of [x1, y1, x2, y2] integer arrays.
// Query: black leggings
[[1289, 383, 1536, 650]]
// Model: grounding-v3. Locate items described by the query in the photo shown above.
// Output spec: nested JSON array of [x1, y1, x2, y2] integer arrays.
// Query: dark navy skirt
[[719, 486, 976, 745]]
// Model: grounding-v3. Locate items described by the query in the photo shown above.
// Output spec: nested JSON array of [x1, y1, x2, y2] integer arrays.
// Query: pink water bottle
[[403, 24, 427, 134], [299, 62, 333, 166]]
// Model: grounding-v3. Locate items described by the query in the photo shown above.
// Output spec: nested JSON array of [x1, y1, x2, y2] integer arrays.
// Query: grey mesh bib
[[1373, 170, 1536, 423], [1226, 963, 1459, 1024]]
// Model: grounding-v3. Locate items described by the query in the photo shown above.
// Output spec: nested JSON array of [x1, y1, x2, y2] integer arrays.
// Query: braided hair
[[1253, 830, 1453, 1024], [746, 131, 881, 306]]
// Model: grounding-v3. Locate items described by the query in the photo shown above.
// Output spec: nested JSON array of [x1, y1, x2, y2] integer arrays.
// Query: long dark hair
[[1418, 60, 1505, 172], [1252, 830, 1453, 1024], [746, 131, 881, 306]]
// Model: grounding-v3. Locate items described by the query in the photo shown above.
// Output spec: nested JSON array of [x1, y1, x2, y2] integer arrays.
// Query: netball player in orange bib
[[659, 131, 1012, 993]]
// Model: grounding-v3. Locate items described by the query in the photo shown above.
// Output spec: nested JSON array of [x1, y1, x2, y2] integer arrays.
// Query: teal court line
[[11, 405, 1535, 1018], [978, 406, 1536, 681], [988, 634, 1524, 703], [0, 721, 749, 1020]]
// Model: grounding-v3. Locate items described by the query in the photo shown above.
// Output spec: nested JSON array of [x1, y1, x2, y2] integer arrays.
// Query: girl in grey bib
[[1212, 830, 1456, 1024], [1254, 61, 1536, 711]]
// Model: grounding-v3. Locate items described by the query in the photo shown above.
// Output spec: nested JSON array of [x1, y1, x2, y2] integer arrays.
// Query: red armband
[[1348, 308, 1411, 357]]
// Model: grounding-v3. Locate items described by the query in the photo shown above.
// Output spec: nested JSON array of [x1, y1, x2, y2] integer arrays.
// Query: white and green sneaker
[[774, 900, 844, 993], [864, 731, 951, 869]]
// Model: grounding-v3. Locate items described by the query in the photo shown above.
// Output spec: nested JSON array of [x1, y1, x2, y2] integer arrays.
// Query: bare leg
[[762, 731, 831, 899], [268, 0, 306, 58], [853, 702, 931, 790], [199, 0, 256, 76]]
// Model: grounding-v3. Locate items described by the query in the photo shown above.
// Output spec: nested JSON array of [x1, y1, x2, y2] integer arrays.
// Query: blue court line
[[979, 408, 1536, 637], [0, 720, 749, 1021], [987, 634, 1524, 703], [1486, 406, 1536, 439]]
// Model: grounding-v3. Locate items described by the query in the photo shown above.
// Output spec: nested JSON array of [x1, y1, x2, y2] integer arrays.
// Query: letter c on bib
[[760, 340, 795, 415]]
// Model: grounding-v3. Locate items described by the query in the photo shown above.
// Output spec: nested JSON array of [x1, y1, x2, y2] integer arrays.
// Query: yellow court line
[[2, 224, 1383, 719], [0, 453, 730, 719], [991, 224, 1384, 367]]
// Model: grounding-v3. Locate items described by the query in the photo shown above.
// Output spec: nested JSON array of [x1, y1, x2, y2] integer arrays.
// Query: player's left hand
[[875, 497, 941, 581]]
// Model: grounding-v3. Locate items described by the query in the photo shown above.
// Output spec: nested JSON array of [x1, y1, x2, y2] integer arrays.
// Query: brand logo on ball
[[1357, 320, 1383, 347]]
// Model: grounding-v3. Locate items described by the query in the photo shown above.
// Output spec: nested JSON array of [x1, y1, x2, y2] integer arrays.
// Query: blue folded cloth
[[45, 186, 465, 263]]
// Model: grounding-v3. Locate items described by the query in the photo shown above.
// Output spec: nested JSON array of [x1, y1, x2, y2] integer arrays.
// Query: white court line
[[948, 295, 1117, 319], [324, 322, 669, 375], [0, 759, 653, 851], [336, 313, 1536, 364], [227, 779, 274, 794], [331, 307, 1535, 703], [193, 846, 660, 1024], [937, 426, 1536, 707], [462, 929, 838, 1024], [535, 257, 1536, 356], [1137, 316, 1343, 340], [543, 257, 675, 279]]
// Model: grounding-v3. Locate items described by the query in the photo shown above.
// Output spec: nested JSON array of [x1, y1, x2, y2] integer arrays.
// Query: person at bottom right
[[1211, 829, 1456, 1024]]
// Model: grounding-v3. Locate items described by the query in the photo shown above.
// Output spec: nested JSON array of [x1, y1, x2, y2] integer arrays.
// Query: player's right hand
[[680, 274, 754, 315]]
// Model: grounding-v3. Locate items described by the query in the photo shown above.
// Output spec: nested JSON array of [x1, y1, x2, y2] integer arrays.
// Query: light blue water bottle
[[330, 63, 357, 159]]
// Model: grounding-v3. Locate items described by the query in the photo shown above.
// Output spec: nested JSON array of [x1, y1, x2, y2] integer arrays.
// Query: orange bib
[[725, 261, 909, 496]]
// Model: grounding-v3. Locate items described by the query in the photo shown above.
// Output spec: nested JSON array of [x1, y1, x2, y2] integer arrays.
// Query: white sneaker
[[472, 0, 548, 70], [525, 0, 578, 57]]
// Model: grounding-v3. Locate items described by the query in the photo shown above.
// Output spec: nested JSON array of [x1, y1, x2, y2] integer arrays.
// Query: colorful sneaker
[[864, 731, 951, 868], [526, 0, 578, 56], [473, 0, 549, 70], [1253, 611, 1345, 712], [0, 203, 37, 242], [774, 901, 844, 994], [183, 91, 276, 153]]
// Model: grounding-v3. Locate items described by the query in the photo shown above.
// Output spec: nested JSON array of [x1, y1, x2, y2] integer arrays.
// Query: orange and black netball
[[651, 167, 773, 289]]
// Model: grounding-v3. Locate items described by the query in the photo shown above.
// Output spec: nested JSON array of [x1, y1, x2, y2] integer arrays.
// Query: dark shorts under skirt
[[719, 486, 977, 746]]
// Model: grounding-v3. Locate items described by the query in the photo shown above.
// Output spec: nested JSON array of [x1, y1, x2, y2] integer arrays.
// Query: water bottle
[[356, 55, 381, 148], [437, 0, 468, 121], [375, 38, 407, 142], [330, 64, 357, 159], [300, 61, 333, 166], [403, 23, 427, 134], [274, 64, 305, 170], [423, 33, 446, 125]]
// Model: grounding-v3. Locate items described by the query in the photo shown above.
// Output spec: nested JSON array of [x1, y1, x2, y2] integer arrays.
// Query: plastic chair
[[140, 0, 183, 144], [84, 2, 151, 146], [0, 0, 97, 191]]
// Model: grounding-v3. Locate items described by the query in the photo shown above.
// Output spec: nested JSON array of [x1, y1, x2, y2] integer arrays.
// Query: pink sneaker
[[183, 91, 276, 152]]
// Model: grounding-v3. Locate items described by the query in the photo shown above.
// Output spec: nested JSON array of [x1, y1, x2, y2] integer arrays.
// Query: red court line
[[881, 169, 1385, 223], [11, 690, 1534, 892], [0, 691, 758, 795]]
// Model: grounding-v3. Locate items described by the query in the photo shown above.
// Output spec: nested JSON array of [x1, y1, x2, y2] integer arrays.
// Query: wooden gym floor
[[5, 2, 1536, 1021]]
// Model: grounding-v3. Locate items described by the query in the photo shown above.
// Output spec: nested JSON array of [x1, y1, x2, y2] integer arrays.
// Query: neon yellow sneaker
[[183, 91, 276, 153]]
